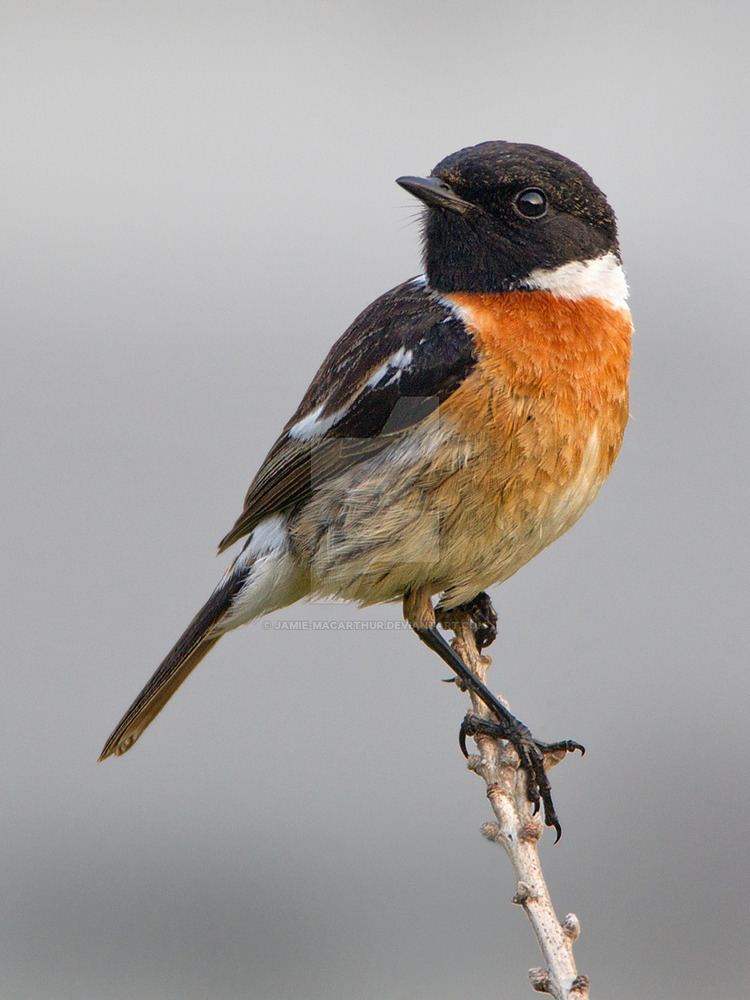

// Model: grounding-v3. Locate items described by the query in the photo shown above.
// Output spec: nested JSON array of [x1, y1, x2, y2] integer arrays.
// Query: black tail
[[99, 574, 245, 760]]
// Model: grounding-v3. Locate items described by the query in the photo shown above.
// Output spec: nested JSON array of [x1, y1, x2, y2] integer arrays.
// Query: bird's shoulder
[[287, 276, 475, 427], [218, 277, 477, 552]]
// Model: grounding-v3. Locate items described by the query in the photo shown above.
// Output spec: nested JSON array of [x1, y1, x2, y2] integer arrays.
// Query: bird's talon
[[534, 737, 586, 758], [458, 717, 474, 758], [439, 592, 499, 649], [424, 627, 573, 840], [467, 592, 499, 649]]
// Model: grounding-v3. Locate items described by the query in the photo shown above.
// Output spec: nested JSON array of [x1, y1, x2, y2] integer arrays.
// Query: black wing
[[218, 278, 476, 552]]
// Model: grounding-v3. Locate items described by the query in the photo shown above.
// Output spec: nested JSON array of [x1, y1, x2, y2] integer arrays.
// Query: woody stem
[[448, 611, 590, 1000]]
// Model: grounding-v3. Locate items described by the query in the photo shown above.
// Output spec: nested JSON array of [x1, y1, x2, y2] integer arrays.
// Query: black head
[[397, 141, 619, 293]]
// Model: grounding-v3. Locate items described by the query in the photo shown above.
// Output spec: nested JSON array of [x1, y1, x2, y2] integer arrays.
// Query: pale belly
[[289, 418, 608, 608]]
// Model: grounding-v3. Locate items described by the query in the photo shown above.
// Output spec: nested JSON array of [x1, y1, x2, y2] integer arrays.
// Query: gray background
[[2, 2, 748, 998]]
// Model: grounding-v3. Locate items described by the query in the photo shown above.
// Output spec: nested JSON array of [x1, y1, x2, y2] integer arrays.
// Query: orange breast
[[438, 290, 632, 543]]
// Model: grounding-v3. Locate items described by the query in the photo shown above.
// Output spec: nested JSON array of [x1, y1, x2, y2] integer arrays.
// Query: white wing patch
[[366, 346, 414, 388], [288, 402, 351, 441], [290, 347, 417, 441]]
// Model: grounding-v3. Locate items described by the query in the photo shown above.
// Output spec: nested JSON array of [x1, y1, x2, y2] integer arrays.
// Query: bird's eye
[[514, 188, 548, 219]]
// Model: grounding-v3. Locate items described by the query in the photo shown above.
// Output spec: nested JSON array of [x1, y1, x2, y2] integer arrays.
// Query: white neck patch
[[521, 252, 629, 311]]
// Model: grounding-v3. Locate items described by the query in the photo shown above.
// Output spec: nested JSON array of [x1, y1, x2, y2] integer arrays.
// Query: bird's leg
[[405, 590, 583, 841], [437, 591, 498, 649]]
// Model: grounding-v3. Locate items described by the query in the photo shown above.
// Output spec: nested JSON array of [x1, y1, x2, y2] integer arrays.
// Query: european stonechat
[[100, 141, 632, 838]]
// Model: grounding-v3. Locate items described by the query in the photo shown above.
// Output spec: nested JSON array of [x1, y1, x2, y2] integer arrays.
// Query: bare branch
[[449, 613, 590, 999]]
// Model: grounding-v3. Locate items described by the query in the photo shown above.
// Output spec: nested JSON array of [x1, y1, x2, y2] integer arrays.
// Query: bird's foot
[[437, 591, 498, 649], [410, 621, 580, 840], [459, 712, 585, 842]]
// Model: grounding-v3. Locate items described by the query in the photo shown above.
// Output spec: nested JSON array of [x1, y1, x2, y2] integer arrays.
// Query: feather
[[218, 278, 476, 552], [98, 573, 245, 759]]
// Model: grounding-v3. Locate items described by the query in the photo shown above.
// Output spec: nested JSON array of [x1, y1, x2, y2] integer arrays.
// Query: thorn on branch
[[485, 781, 502, 800], [513, 881, 532, 905], [562, 913, 581, 943], [528, 967, 552, 994], [481, 822, 502, 843], [520, 816, 543, 842], [571, 974, 590, 995]]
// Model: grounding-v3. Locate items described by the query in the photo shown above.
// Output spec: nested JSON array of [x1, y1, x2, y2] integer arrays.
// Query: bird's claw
[[458, 712, 581, 841], [464, 592, 499, 649], [535, 738, 586, 757], [458, 715, 471, 758], [437, 591, 498, 650]]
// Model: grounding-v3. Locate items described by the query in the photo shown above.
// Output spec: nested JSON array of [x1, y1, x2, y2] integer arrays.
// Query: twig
[[448, 611, 590, 999]]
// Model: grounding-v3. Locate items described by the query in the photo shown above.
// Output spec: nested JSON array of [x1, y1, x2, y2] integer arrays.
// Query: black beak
[[396, 175, 472, 214]]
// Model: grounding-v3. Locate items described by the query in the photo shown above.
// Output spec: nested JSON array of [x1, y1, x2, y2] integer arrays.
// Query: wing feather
[[218, 279, 475, 552]]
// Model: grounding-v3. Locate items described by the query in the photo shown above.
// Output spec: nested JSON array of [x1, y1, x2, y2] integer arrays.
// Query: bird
[[100, 140, 632, 839]]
